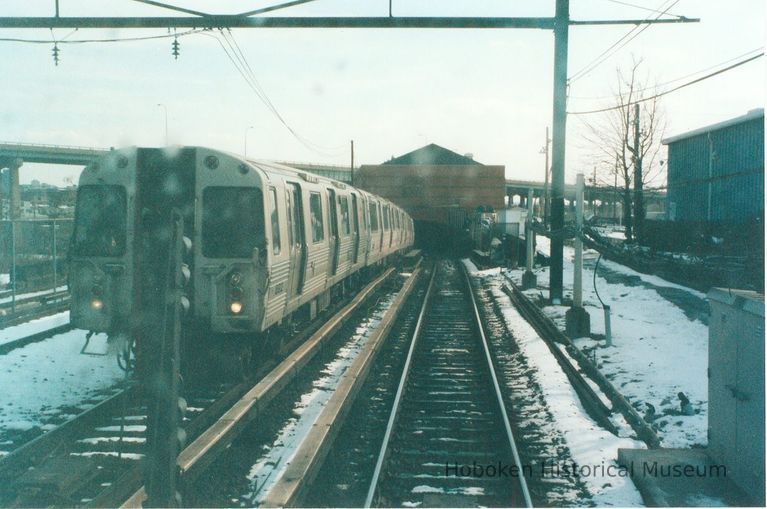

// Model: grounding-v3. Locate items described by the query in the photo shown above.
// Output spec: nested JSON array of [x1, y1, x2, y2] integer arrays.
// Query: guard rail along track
[[501, 274, 661, 449], [122, 267, 403, 507], [365, 260, 532, 507]]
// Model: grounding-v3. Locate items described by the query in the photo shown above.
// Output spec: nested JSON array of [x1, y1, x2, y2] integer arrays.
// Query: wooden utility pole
[[350, 139, 355, 186], [549, 0, 569, 303], [632, 103, 644, 243]]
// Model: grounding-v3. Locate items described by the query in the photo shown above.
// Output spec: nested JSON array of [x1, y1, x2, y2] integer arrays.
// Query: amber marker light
[[91, 298, 104, 311], [230, 301, 243, 314]]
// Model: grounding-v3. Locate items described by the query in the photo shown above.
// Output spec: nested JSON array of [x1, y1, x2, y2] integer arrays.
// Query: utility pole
[[157, 103, 168, 145], [549, 0, 569, 304], [244, 125, 254, 157], [543, 142, 548, 221], [632, 103, 644, 243], [350, 139, 355, 186]]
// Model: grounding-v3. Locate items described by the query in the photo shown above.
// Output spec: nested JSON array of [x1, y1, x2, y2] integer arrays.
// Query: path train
[[68, 147, 414, 342]]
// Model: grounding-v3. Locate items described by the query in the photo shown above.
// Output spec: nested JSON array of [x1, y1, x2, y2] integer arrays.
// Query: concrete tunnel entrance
[[414, 220, 472, 257]]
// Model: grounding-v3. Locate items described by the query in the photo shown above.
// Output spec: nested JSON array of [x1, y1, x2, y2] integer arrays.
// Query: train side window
[[339, 196, 350, 236], [287, 183, 303, 246], [269, 187, 281, 255], [309, 192, 324, 243], [350, 194, 359, 234], [368, 202, 379, 231], [383, 205, 390, 230]]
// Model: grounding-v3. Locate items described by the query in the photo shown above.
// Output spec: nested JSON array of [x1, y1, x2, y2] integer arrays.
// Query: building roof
[[383, 143, 483, 166], [662, 108, 765, 145]]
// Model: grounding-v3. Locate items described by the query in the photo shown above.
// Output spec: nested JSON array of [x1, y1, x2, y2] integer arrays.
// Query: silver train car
[[69, 147, 414, 336]]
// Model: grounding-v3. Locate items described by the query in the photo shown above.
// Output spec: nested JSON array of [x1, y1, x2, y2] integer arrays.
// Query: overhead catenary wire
[[0, 28, 205, 44], [602, 0, 684, 19], [569, 0, 678, 84], [568, 46, 764, 101], [221, 28, 346, 154], [198, 29, 345, 157], [568, 51, 764, 114]]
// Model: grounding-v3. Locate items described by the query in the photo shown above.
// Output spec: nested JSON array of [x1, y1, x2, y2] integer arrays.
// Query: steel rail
[[364, 265, 437, 508], [121, 267, 396, 508], [261, 265, 424, 507], [462, 264, 533, 508]]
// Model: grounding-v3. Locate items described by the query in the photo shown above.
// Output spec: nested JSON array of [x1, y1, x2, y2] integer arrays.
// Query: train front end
[[70, 148, 136, 333], [70, 147, 269, 336], [193, 149, 269, 334]]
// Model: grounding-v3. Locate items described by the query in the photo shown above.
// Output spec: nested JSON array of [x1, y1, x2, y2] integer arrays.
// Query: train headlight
[[230, 301, 243, 314], [91, 298, 104, 311]]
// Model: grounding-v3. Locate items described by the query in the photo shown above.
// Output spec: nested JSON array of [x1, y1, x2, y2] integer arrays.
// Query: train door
[[286, 183, 306, 298], [350, 193, 360, 264], [377, 202, 384, 248], [327, 188, 339, 276]]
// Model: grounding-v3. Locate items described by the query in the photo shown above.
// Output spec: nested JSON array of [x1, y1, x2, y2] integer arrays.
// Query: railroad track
[[121, 267, 408, 507], [0, 291, 70, 328], [364, 260, 531, 507], [0, 322, 75, 355], [0, 269, 403, 508]]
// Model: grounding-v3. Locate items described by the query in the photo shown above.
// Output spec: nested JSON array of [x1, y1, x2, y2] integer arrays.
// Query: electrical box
[[707, 288, 764, 506]]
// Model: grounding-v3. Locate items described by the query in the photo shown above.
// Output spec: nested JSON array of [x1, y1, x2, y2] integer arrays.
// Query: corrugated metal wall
[[667, 116, 764, 223]]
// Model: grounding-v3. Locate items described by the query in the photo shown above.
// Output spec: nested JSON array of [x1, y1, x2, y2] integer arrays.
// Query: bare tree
[[580, 58, 666, 242]]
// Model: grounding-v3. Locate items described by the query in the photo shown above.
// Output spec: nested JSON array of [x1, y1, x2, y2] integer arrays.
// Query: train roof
[[245, 157, 405, 210]]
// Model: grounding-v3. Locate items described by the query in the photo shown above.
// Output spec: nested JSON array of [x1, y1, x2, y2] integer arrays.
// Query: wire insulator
[[171, 36, 180, 59], [52, 42, 60, 66]]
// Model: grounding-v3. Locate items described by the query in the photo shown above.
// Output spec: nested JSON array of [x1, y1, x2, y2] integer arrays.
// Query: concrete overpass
[[505, 178, 666, 220], [0, 142, 110, 219]]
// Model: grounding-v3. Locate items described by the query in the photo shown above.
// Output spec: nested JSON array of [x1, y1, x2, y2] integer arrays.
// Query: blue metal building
[[663, 108, 764, 223]]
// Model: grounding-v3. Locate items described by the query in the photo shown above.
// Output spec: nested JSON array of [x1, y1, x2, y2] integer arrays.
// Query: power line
[[602, 0, 684, 19], [220, 29, 346, 155], [198, 29, 345, 157], [569, 46, 764, 101], [568, 51, 764, 115], [569, 0, 678, 84], [0, 28, 204, 44]]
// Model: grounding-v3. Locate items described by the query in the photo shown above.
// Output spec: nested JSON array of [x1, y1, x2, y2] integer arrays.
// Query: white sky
[[0, 0, 763, 187]]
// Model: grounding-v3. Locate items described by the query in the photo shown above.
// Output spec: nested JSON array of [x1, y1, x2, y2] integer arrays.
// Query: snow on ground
[[464, 241, 710, 504], [0, 311, 70, 346], [0, 274, 9, 286], [0, 328, 124, 440], [489, 281, 644, 506], [526, 239, 709, 448]]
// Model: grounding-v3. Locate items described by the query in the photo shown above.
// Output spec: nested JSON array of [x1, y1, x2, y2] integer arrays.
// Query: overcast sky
[[0, 0, 763, 186]]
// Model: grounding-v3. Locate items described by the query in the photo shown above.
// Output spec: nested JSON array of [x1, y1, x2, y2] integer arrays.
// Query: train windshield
[[73, 185, 127, 257], [202, 187, 264, 258]]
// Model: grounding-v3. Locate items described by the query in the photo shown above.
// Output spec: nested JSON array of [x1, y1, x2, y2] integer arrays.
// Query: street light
[[244, 125, 255, 157], [157, 103, 168, 145]]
